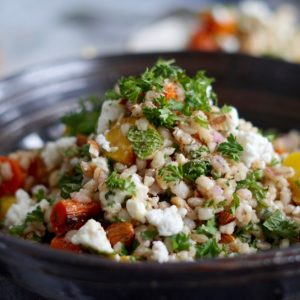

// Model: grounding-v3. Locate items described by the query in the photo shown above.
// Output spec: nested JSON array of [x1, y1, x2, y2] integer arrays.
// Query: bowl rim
[[1, 51, 300, 273]]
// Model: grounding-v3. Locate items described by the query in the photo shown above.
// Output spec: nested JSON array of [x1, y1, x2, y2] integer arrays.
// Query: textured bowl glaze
[[0, 52, 300, 300]]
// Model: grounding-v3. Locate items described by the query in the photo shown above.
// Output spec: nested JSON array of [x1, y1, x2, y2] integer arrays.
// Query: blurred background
[[0, 0, 300, 76]]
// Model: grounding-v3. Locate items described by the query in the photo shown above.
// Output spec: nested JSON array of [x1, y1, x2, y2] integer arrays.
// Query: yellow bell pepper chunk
[[0, 196, 16, 221], [283, 152, 300, 204], [104, 118, 137, 165]]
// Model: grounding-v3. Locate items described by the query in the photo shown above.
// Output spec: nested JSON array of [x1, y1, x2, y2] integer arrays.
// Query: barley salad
[[1, 59, 300, 263]]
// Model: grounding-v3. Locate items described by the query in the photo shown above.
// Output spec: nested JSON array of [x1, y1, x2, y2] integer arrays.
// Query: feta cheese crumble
[[146, 205, 184, 236], [71, 219, 113, 254]]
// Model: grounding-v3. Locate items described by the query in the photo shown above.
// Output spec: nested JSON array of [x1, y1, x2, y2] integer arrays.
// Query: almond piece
[[218, 210, 235, 225], [106, 222, 135, 247], [220, 233, 235, 244]]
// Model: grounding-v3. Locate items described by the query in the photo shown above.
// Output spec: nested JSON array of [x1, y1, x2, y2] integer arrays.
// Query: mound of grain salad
[[1, 59, 300, 263]]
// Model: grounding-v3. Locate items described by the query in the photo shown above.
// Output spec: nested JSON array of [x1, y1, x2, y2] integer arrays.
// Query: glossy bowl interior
[[0, 52, 300, 300]]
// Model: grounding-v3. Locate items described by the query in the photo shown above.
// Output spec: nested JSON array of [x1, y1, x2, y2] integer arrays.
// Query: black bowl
[[0, 52, 300, 300]]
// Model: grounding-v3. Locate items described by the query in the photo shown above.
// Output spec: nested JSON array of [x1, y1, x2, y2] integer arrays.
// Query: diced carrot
[[50, 235, 83, 253], [50, 199, 101, 235], [164, 82, 178, 101], [0, 157, 25, 197]]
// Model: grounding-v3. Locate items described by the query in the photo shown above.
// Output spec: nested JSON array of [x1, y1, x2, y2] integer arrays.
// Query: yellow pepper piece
[[0, 196, 16, 221], [283, 152, 300, 204], [104, 118, 137, 165]]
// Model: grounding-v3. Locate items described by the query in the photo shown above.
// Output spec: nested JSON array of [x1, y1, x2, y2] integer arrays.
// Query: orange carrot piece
[[0, 157, 25, 197], [50, 235, 83, 253], [50, 199, 101, 235]]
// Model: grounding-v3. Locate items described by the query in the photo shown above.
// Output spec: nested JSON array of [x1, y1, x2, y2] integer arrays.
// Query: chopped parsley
[[140, 229, 158, 241], [171, 233, 190, 252], [230, 193, 240, 215], [182, 159, 211, 181], [143, 106, 178, 129], [237, 171, 268, 206], [196, 218, 217, 237], [33, 189, 53, 205], [263, 210, 299, 241], [189, 146, 209, 159], [61, 95, 102, 136], [195, 238, 222, 259], [105, 171, 136, 195], [183, 71, 216, 113], [159, 159, 211, 183], [158, 164, 183, 183], [58, 165, 83, 199], [217, 134, 243, 161], [127, 126, 163, 159]]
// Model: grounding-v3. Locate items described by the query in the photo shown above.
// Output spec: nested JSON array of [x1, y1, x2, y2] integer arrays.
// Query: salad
[[1, 59, 300, 263]]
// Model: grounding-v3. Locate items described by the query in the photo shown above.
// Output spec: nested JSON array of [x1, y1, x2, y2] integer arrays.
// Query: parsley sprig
[[217, 134, 243, 161], [171, 233, 190, 252], [263, 210, 299, 240], [237, 171, 268, 206], [61, 95, 102, 136], [105, 171, 136, 195], [195, 238, 222, 259]]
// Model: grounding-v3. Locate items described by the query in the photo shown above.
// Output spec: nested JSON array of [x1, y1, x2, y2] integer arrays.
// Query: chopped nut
[[220, 233, 235, 244], [218, 210, 235, 225], [106, 222, 135, 247]]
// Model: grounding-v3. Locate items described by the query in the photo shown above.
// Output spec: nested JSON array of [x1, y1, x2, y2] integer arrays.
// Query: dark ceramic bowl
[[0, 52, 300, 300]]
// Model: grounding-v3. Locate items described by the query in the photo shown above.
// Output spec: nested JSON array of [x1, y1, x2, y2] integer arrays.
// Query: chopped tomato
[[0, 157, 25, 197]]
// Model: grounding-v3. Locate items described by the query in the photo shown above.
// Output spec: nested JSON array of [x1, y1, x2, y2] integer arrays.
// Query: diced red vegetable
[[50, 235, 83, 253], [50, 199, 101, 235], [0, 157, 25, 197]]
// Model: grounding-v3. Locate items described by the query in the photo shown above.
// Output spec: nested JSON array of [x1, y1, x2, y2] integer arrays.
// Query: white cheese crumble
[[126, 200, 147, 223], [41, 137, 76, 170], [146, 205, 184, 236], [4, 189, 33, 227], [227, 106, 239, 132], [236, 131, 274, 167], [97, 100, 125, 134], [71, 219, 113, 254], [151, 241, 169, 263], [96, 134, 115, 152], [4, 190, 50, 227]]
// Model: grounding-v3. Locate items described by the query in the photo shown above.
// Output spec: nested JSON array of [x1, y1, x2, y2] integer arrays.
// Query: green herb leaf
[[237, 171, 268, 206], [196, 218, 217, 237], [217, 134, 243, 161], [61, 95, 102, 136], [230, 193, 240, 215], [158, 164, 183, 183], [143, 106, 178, 129], [195, 238, 221, 259], [182, 159, 211, 181], [295, 179, 300, 189], [183, 71, 216, 113], [171, 233, 190, 252], [189, 146, 209, 159], [106, 171, 136, 195], [127, 126, 163, 159], [58, 165, 83, 199], [140, 229, 158, 241], [263, 210, 299, 240]]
